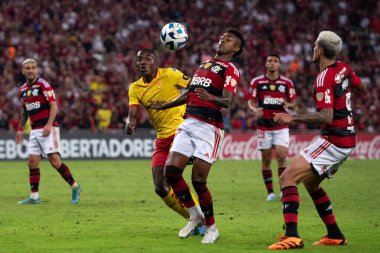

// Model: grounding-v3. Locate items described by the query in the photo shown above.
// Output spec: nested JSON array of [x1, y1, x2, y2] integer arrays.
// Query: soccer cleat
[[267, 192, 276, 201], [191, 225, 206, 236], [313, 235, 347, 245], [279, 191, 283, 199], [201, 224, 219, 244], [71, 185, 82, 204], [17, 197, 40, 205], [178, 213, 205, 238], [268, 236, 304, 250]]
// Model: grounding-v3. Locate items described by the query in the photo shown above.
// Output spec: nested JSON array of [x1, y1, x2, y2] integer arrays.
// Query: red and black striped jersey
[[19, 78, 59, 129], [313, 61, 361, 148], [185, 59, 240, 129], [248, 75, 296, 130]]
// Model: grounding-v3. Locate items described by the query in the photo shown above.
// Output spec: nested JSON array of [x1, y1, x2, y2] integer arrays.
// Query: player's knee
[[192, 180, 208, 194], [279, 168, 292, 186], [165, 165, 183, 185], [28, 159, 38, 168], [48, 154, 62, 169]]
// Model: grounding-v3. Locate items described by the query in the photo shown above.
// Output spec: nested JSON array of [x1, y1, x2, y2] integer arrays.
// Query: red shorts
[[152, 134, 175, 168]]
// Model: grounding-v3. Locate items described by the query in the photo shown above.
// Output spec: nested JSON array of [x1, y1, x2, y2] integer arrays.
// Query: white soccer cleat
[[179, 213, 205, 238], [201, 224, 219, 244], [266, 192, 276, 201]]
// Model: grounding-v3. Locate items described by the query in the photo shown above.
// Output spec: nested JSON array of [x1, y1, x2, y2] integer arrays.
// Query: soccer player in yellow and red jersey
[[126, 49, 203, 233]]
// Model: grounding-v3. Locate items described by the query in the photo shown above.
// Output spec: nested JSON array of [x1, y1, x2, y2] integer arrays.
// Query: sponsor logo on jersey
[[190, 76, 212, 87], [263, 97, 284, 105], [25, 101, 41, 111], [262, 85, 268, 90], [325, 89, 331, 104], [342, 79, 348, 90], [44, 90, 55, 99], [335, 74, 342, 83]]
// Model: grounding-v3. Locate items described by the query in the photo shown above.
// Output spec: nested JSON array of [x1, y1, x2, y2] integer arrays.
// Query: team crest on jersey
[[270, 84, 276, 91], [278, 85, 285, 92], [155, 80, 162, 88], [211, 65, 222, 74], [32, 89, 39, 96], [316, 92, 324, 101]]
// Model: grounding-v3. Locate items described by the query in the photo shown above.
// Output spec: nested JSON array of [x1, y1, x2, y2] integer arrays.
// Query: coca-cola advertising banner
[[220, 133, 380, 160], [0, 131, 378, 160]]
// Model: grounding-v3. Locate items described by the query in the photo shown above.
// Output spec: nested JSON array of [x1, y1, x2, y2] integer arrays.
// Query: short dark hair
[[226, 28, 245, 58], [266, 54, 281, 62], [137, 48, 157, 58]]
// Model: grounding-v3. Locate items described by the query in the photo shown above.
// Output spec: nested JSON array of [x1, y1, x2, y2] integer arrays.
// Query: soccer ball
[[160, 22, 188, 50]]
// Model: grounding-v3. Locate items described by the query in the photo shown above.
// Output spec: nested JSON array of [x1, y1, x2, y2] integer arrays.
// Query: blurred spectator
[[0, 0, 379, 133]]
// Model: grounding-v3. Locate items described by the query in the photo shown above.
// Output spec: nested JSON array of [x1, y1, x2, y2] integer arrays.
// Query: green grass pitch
[[0, 160, 379, 253]]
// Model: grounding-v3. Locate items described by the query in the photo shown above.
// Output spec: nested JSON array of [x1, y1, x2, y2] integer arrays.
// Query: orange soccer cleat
[[268, 236, 304, 250], [313, 235, 347, 245]]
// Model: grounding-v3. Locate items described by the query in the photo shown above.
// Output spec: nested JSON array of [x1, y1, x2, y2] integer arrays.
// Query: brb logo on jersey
[[190, 76, 212, 87], [25, 101, 41, 111], [263, 97, 284, 105]]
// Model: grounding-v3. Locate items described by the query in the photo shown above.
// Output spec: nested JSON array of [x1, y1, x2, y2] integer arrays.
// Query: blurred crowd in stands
[[0, 0, 379, 133]]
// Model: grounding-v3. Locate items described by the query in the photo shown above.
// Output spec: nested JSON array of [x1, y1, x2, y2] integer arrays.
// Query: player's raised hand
[[274, 112, 293, 125]]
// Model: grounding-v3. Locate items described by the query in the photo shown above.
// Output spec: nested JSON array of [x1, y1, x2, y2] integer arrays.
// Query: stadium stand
[[0, 0, 379, 133]]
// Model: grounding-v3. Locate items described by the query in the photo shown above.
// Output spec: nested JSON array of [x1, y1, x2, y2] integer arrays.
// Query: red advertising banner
[[219, 133, 380, 160]]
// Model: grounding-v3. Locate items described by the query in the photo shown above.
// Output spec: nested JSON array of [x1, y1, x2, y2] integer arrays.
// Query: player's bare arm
[[247, 99, 263, 118], [274, 108, 333, 125], [43, 101, 58, 137], [150, 90, 189, 110], [16, 105, 28, 144], [126, 106, 138, 135], [283, 100, 297, 110], [195, 88, 233, 108]]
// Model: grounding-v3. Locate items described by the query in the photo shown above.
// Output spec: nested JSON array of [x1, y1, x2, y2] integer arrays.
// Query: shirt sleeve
[[41, 83, 56, 103], [349, 68, 362, 88], [287, 80, 297, 101], [247, 78, 258, 100], [223, 64, 240, 95], [128, 84, 140, 106], [315, 73, 334, 109], [170, 68, 191, 89]]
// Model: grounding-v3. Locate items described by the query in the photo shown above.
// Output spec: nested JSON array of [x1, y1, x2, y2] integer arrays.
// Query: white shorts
[[28, 127, 62, 157], [257, 128, 289, 150], [170, 117, 224, 164], [300, 137, 353, 178]]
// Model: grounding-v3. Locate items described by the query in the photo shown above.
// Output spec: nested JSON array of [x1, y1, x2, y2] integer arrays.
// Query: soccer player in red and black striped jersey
[[16, 59, 82, 205], [152, 28, 244, 244], [248, 55, 297, 201], [268, 31, 366, 250]]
